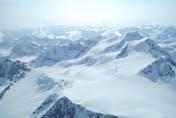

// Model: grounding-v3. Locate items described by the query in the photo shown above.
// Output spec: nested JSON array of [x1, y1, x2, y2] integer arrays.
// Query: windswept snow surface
[[61, 56, 176, 118], [0, 69, 66, 118], [0, 26, 176, 118], [0, 49, 11, 57], [37, 52, 176, 118]]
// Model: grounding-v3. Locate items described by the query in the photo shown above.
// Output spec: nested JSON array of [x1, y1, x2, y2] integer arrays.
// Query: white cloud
[[32, 29, 47, 38], [56, 35, 67, 39], [32, 29, 55, 39], [68, 31, 82, 41], [47, 34, 55, 40]]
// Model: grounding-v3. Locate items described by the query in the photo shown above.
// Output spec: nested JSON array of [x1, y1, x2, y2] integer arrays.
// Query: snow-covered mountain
[[134, 38, 170, 58], [115, 38, 169, 59], [122, 31, 143, 41], [157, 26, 176, 40], [0, 29, 33, 49], [42, 97, 119, 118], [0, 58, 30, 86], [139, 57, 176, 83], [0, 25, 176, 118], [0, 58, 30, 101], [31, 40, 96, 67], [155, 26, 176, 61], [104, 39, 125, 53], [9, 38, 45, 58]]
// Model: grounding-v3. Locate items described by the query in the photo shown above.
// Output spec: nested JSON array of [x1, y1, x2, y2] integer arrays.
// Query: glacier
[[0, 25, 176, 118]]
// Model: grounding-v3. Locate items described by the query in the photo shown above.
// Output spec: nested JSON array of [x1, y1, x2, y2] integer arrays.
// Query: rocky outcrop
[[0, 59, 30, 85], [139, 58, 176, 83], [41, 97, 120, 118]]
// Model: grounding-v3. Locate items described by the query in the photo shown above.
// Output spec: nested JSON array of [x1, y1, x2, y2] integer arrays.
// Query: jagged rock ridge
[[139, 57, 176, 82], [42, 97, 120, 118], [0, 59, 30, 85]]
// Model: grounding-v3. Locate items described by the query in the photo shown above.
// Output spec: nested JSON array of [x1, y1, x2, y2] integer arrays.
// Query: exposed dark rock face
[[0, 59, 30, 85], [139, 57, 176, 83], [41, 97, 120, 118], [0, 84, 11, 100], [32, 94, 58, 118]]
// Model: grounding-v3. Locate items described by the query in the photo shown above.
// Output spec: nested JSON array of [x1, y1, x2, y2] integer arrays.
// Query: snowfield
[[0, 25, 176, 118]]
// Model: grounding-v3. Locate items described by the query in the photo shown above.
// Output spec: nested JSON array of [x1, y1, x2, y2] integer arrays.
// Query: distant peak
[[123, 31, 143, 41]]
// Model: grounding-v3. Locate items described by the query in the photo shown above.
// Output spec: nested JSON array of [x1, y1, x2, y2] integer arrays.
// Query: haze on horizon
[[0, 0, 176, 29]]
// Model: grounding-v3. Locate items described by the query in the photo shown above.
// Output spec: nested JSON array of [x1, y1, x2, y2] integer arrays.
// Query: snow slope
[[139, 57, 176, 83], [0, 68, 70, 118], [0, 26, 176, 118]]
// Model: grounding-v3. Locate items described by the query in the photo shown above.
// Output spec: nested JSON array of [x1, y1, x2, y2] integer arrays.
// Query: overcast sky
[[0, 0, 176, 29]]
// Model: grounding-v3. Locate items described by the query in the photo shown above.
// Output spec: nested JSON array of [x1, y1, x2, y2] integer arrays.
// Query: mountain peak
[[134, 38, 169, 58], [0, 58, 30, 86], [42, 97, 120, 118], [157, 26, 176, 40], [123, 31, 143, 41], [139, 57, 176, 83]]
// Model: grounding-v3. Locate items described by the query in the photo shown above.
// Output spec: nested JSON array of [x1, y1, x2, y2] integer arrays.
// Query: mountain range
[[0, 25, 176, 118]]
